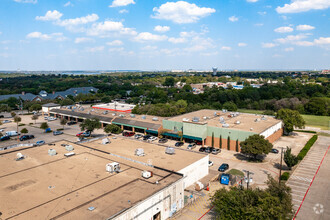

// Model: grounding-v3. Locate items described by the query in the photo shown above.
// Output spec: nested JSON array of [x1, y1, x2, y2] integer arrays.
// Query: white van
[[6, 131, 19, 137]]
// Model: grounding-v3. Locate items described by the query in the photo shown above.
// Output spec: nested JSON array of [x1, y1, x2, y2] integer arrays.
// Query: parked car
[[67, 121, 77, 125], [0, 129, 4, 132], [19, 135, 35, 141], [218, 163, 229, 172], [175, 141, 184, 147], [6, 131, 19, 137], [134, 134, 143, 139], [44, 116, 48, 120], [212, 148, 221, 155], [271, 148, 279, 154], [0, 135, 10, 141], [2, 120, 11, 123], [143, 135, 152, 140], [195, 140, 202, 145], [147, 136, 157, 142], [76, 131, 91, 137], [205, 147, 214, 153], [158, 138, 168, 143], [0, 115, 4, 118], [53, 131, 63, 136], [208, 161, 214, 167], [48, 117, 57, 121], [199, 147, 206, 152], [36, 140, 45, 146], [122, 131, 135, 137], [187, 143, 196, 150]]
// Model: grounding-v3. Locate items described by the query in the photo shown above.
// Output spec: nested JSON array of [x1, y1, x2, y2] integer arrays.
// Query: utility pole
[[243, 170, 254, 189], [279, 147, 284, 184]]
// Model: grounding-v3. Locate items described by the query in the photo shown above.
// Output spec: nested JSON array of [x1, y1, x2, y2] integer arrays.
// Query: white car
[[147, 136, 157, 142], [0, 129, 4, 132], [48, 117, 57, 121], [208, 161, 214, 167]]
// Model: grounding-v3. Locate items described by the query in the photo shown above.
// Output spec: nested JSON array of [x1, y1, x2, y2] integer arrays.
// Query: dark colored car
[[123, 131, 135, 137], [67, 121, 77, 125], [175, 141, 184, 147], [199, 147, 206, 152], [0, 115, 4, 118], [20, 135, 35, 141], [195, 140, 202, 145], [205, 147, 214, 153], [0, 135, 10, 141], [159, 138, 168, 143], [218, 163, 229, 172], [143, 134, 152, 140], [271, 148, 279, 154]]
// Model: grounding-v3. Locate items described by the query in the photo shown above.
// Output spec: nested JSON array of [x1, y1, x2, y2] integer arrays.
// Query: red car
[[122, 131, 135, 137], [76, 132, 84, 137]]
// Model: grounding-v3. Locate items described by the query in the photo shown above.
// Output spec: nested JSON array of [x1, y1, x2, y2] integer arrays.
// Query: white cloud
[[36, 10, 63, 21], [201, 51, 219, 56], [14, 0, 37, 3], [87, 21, 136, 36], [258, 11, 267, 15], [74, 37, 94, 43], [64, 1, 73, 7], [221, 46, 232, 51], [109, 47, 124, 52], [296, 24, 315, 31], [229, 16, 239, 22], [238, 42, 247, 47], [294, 41, 314, 46], [274, 26, 294, 33], [106, 40, 123, 46], [284, 47, 294, 52], [154, 25, 170, 33], [168, 37, 186, 44], [275, 33, 310, 44], [142, 45, 157, 50], [134, 32, 168, 42], [254, 23, 264, 27], [26, 32, 66, 41], [119, 9, 129, 14], [110, 0, 135, 7], [247, 0, 258, 2], [276, 0, 330, 13], [56, 14, 99, 27], [152, 1, 216, 24], [262, 42, 277, 48], [86, 46, 104, 52], [314, 37, 330, 45]]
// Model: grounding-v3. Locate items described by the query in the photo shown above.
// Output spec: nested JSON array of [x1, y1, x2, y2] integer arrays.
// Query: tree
[[0, 132, 3, 137], [60, 98, 75, 106], [219, 135, 222, 149], [276, 108, 305, 134], [21, 128, 28, 134], [227, 136, 230, 150], [211, 176, 293, 219], [80, 118, 101, 136], [40, 122, 49, 130], [284, 147, 298, 170], [29, 103, 42, 113], [304, 97, 329, 116], [60, 118, 68, 129], [211, 132, 214, 148], [11, 111, 16, 118], [236, 139, 239, 152], [31, 115, 39, 124], [163, 77, 175, 87], [104, 124, 122, 134], [177, 131, 183, 141], [240, 134, 273, 160], [223, 101, 237, 111]]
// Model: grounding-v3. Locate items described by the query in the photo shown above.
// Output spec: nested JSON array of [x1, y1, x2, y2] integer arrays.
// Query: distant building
[[212, 67, 218, 76], [0, 87, 98, 102]]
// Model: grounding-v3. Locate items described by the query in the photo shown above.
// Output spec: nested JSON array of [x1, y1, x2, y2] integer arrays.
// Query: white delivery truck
[[6, 131, 19, 137]]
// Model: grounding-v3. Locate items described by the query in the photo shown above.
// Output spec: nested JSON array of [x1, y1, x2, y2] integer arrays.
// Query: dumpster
[[220, 174, 230, 185]]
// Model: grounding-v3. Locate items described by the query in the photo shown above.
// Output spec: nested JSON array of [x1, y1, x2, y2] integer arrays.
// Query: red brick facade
[[266, 127, 283, 143]]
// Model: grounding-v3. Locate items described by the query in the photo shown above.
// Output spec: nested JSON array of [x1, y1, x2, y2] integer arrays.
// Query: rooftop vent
[[106, 162, 120, 173], [255, 118, 261, 122], [222, 109, 227, 113], [235, 121, 241, 124], [16, 152, 25, 161], [48, 149, 57, 156], [250, 128, 253, 131], [182, 118, 189, 122], [222, 123, 229, 128], [130, 114, 136, 118], [103, 111, 108, 115], [192, 117, 200, 122], [152, 117, 159, 121], [135, 148, 145, 156], [261, 116, 267, 120], [142, 115, 146, 119], [65, 145, 74, 151], [119, 114, 125, 117], [142, 170, 153, 179], [112, 113, 116, 116]]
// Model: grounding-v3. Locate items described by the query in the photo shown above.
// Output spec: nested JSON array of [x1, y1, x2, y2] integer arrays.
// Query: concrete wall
[[205, 137, 240, 151], [207, 126, 255, 142], [260, 122, 282, 139], [114, 177, 184, 220], [178, 154, 209, 189], [182, 123, 207, 139]]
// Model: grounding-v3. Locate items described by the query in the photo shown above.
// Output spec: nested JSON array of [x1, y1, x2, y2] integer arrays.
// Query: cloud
[[275, 33, 310, 44], [296, 24, 315, 31], [119, 9, 129, 14], [106, 40, 123, 46], [142, 45, 157, 50], [154, 25, 170, 33], [276, 0, 330, 13], [74, 37, 94, 43], [262, 42, 277, 48], [258, 11, 267, 15], [56, 14, 99, 27], [221, 46, 232, 51], [294, 41, 314, 46], [14, 0, 37, 3], [36, 10, 63, 21], [26, 32, 66, 41], [284, 47, 294, 52], [314, 37, 330, 45], [134, 32, 168, 42], [64, 1, 73, 7], [254, 23, 264, 27], [228, 16, 239, 22], [274, 26, 294, 33], [168, 37, 186, 44], [110, 0, 135, 7], [152, 1, 216, 24], [87, 21, 136, 37], [247, 0, 258, 2], [238, 42, 247, 47], [86, 46, 104, 52]]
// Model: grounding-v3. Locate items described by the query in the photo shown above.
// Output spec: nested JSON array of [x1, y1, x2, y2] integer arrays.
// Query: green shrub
[[29, 122, 33, 125], [297, 135, 318, 160], [280, 172, 290, 181], [57, 128, 64, 131], [294, 130, 317, 134], [18, 123, 25, 126]]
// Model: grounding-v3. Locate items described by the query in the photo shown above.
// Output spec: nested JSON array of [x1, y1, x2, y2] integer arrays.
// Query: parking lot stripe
[[286, 183, 308, 189], [291, 189, 307, 194], [287, 180, 311, 186], [292, 198, 302, 203], [291, 193, 304, 198]]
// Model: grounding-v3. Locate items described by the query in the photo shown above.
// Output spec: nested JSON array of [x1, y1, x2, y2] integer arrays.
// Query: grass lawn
[[238, 109, 329, 130], [227, 169, 244, 177]]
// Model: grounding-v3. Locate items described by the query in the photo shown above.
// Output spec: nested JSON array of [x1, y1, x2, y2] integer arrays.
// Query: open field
[[238, 109, 329, 130]]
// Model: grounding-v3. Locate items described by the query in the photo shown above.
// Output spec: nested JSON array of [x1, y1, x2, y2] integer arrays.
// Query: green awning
[[146, 130, 158, 134], [183, 134, 203, 141]]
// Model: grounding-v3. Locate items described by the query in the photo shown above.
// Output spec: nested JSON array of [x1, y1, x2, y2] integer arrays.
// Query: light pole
[[243, 170, 254, 189], [279, 147, 284, 184]]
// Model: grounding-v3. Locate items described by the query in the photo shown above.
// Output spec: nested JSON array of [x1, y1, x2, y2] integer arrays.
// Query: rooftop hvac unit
[[192, 117, 200, 122], [102, 138, 110, 144], [235, 121, 241, 124], [142, 115, 146, 119], [222, 123, 229, 128], [214, 112, 217, 116], [255, 118, 261, 122], [203, 116, 207, 120], [222, 109, 227, 113], [64, 152, 75, 157], [65, 145, 74, 151], [103, 111, 108, 115], [152, 117, 159, 121], [112, 113, 116, 116], [130, 114, 136, 118], [261, 116, 267, 120], [165, 147, 175, 155], [135, 148, 145, 156], [182, 118, 189, 122], [16, 152, 24, 160], [250, 128, 253, 131], [106, 162, 120, 173], [142, 170, 153, 179], [48, 149, 57, 156], [119, 114, 125, 117]]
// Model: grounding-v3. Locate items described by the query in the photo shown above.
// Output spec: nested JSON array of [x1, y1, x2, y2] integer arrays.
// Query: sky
[[0, 0, 329, 71]]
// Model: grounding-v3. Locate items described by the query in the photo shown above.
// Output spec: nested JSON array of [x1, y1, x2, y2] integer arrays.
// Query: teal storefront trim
[[146, 130, 158, 134], [112, 122, 147, 130], [183, 135, 203, 141], [163, 132, 180, 138]]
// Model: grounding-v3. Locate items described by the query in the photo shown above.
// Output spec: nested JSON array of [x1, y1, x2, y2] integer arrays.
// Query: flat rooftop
[[0, 141, 182, 220], [93, 102, 136, 112], [168, 109, 281, 133], [82, 137, 207, 172]]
